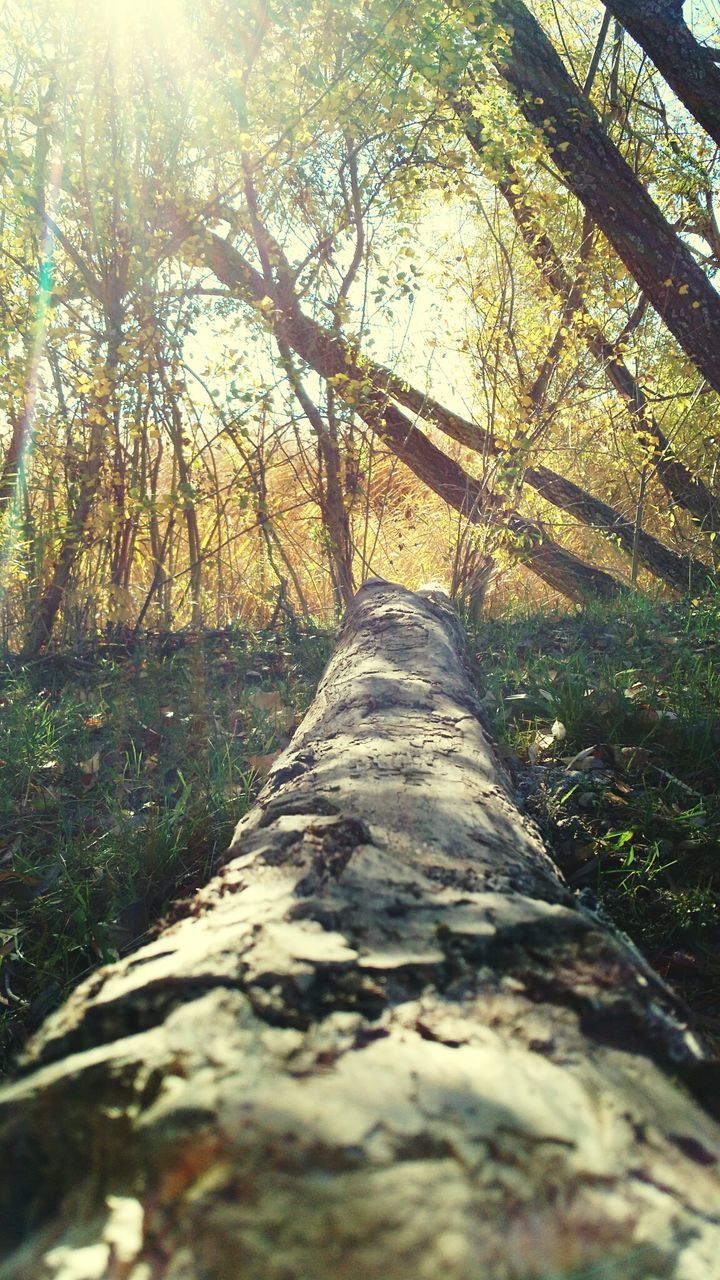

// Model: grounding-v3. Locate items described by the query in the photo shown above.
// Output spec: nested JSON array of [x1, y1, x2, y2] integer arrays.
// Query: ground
[[0, 588, 718, 1074]]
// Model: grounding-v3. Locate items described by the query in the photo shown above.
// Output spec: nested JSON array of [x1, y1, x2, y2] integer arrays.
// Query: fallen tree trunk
[[2, 580, 720, 1279]]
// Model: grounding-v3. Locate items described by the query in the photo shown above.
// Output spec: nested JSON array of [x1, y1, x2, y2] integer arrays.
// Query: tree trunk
[[171, 214, 621, 600], [21, 414, 106, 657], [0, 407, 25, 511], [2, 579, 719, 1279], [604, 0, 720, 148], [479, 0, 720, 396], [526, 464, 710, 593], [23, 308, 122, 657], [362, 396, 623, 600], [380, 380, 712, 593], [277, 339, 355, 611]]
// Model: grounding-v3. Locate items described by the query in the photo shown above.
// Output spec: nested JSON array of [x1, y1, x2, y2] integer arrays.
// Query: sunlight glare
[[97, 0, 186, 43]]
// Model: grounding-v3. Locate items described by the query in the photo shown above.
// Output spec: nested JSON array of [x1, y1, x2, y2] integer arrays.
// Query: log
[[1, 580, 720, 1279]]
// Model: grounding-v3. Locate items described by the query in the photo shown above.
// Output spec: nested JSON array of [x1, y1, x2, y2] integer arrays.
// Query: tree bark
[[2, 579, 719, 1279], [0, 408, 25, 511], [525, 463, 710, 592], [476, 0, 720, 397], [603, 0, 720, 148]]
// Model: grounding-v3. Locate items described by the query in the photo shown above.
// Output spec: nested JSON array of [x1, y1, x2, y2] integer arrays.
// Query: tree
[[603, 0, 720, 148], [0, 0, 718, 645], [452, 105, 719, 532], [171, 211, 710, 594], [467, 0, 720, 395], [2, 579, 719, 1278]]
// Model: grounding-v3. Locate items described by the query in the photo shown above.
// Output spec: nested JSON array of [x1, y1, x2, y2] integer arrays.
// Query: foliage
[[0, 0, 717, 645]]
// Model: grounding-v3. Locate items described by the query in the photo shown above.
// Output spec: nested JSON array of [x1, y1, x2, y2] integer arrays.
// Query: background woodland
[[1, 0, 719, 649]]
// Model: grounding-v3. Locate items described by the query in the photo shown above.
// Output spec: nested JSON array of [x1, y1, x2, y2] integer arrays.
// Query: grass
[[1, 588, 719, 1075], [465, 588, 720, 1037], [0, 624, 334, 1074]]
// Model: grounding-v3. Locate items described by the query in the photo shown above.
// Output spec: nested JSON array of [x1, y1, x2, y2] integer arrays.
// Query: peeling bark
[[2, 580, 720, 1280]]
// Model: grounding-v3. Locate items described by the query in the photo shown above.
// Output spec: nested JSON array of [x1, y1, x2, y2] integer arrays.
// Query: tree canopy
[[1, 0, 719, 648]]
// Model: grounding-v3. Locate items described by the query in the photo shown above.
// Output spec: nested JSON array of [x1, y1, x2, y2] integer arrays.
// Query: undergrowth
[[0, 624, 333, 1074], [466, 589, 720, 1038]]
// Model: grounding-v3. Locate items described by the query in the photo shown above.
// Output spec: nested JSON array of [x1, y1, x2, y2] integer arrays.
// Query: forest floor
[[468, 589, 720, 1053], [0, 589, 718, 1074]]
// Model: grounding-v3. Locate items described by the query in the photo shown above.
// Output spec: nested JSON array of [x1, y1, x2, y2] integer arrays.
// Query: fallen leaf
[[247, 750, 281, 777], [250, 689, 283, 712], [79, 751, 101, 775], [565, 744, 616, 772]]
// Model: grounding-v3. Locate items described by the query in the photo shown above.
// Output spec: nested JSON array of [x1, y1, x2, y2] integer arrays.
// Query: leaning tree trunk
[[172, 214, 712, 593], [451, 101, 719, 532], [603, 0, 720, 149], [477, 0, 720, 396], [170, 215, 626, 601], [2, 580, 720, 1279]]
